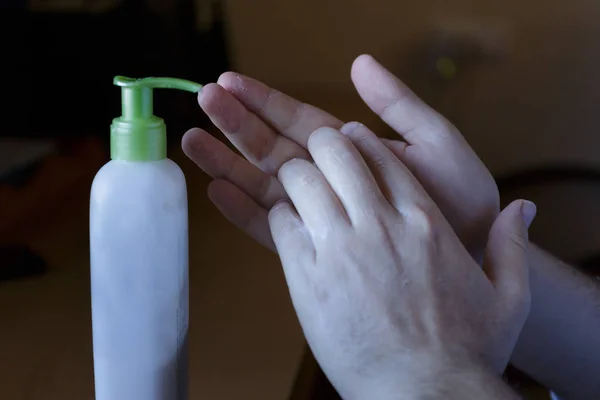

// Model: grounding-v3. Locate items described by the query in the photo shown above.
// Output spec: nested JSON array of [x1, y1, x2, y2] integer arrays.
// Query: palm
[[183, 55, 499, 258]]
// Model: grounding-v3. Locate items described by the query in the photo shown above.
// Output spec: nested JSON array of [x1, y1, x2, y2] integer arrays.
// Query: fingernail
[[521, 200, 537, 228], [340, 122, 360, 135], [358, 54, 377, 65], [271, 199, 292, 212]]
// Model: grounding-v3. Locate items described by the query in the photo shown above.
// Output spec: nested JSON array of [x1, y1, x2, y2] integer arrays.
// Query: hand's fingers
[[182, 128, 287, 209], [198, 83, 310, 175], [218, 72, 343, 148], [268, 201, 314, 288], [380, 138, 408, 159], [483, 200, 537, 304], [351, 54, 452, 145], [352, 55, 499, 261], [207, 179, 276, 251], [278, 158, 350, 234], [307, 127, 388, 222], [339, 122, 428, 209]]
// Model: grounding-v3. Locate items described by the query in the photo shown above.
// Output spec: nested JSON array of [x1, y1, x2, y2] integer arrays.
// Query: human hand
[[269, 125, 535, 399], [182, 55, 498, 260]]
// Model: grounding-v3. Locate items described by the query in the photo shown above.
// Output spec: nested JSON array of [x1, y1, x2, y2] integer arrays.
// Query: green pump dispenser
[[111, 76, 203, 161]]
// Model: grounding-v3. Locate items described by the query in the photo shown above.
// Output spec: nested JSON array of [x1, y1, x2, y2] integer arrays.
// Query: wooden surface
[[0, 145, 306, 399]]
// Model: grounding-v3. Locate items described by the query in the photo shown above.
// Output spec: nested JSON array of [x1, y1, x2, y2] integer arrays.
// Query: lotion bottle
[[90, 76, 202, 400]]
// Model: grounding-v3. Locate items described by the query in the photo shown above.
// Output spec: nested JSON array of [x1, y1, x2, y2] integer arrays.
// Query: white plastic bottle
[[90, 76, 202, 400]]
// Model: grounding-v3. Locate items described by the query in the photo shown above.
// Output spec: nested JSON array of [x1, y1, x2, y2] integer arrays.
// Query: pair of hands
[[183, 55, 536, 397]]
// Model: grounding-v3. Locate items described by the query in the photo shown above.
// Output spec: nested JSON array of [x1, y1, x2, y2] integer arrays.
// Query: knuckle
[[257, 87, 278, 115], [352, 129, 370, 144], [404, 203, 439, 241], [506, 231, 527, 253], [505, 278, 530, 303], [253, 139, 276, 173], [282, 101, 309, 132], [256, 174, 274, 204], [298, 170, 321, 188], [369, 154, 387, 171]]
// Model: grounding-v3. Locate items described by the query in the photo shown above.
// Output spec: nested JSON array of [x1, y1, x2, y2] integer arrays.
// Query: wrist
[[353, 360, 519, 400], [419, 366, 518, 400]]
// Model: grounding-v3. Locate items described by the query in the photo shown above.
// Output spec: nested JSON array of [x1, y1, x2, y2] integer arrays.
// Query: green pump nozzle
[[111, 76, 203, 161]]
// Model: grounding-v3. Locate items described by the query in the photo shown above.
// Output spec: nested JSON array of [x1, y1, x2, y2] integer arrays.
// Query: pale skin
[[268, 125, 534, 399], [182, 55, 600, 399]]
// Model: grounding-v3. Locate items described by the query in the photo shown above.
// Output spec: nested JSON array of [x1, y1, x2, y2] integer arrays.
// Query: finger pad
[[202, 84, 247, 129], [351, 55, 409, 113], [218, 72, 270, 112]]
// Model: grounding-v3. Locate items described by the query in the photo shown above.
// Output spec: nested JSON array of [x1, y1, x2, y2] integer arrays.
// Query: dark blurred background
[[0, 0, 228, 139], [2, 1, 600, 399]]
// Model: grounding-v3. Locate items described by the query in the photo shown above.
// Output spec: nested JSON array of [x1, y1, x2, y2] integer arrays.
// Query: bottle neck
[[110, 116, 167, 161]]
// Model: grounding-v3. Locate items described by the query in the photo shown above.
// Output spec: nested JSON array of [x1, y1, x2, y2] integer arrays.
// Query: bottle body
[[90, 158, 188, 400]]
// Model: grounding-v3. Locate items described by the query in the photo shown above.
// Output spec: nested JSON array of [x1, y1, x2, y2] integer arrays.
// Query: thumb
[[483, 200, 537, 303]]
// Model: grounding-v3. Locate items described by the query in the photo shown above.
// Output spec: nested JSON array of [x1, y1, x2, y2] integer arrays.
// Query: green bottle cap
[[111, 76, 203, 161]]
